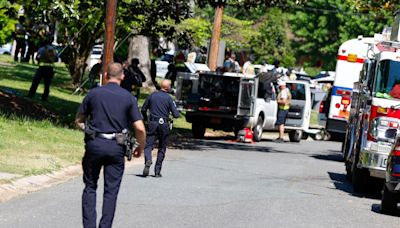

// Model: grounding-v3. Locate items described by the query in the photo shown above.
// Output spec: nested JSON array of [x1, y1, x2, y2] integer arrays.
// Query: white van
[[326, 36, 375, 136]]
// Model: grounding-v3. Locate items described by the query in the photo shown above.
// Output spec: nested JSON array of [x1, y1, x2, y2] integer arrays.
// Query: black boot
[[142, 160, 152, 177]]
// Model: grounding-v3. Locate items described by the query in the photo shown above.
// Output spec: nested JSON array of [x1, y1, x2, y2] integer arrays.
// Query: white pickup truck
[[175, 71, 312, 142]]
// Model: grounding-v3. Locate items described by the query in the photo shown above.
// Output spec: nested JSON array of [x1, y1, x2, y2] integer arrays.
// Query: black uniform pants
[[25, 41, 37, 63], [144, 121, 170, 174], [28, 66, 54, 101], [14, 38, 26, 62], [82, 138, 125, 228]]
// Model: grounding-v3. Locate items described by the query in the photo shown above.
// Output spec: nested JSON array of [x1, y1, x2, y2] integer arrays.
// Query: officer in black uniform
[[13, 16, 26, 62], [75, 62, 146, 228], [141, 79, 180, 177]]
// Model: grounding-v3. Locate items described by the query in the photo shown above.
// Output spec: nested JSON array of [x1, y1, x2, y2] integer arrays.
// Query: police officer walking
[[27, 36, 58, 101], [75, 63, 146, 228], [141, 80, 180, 177]]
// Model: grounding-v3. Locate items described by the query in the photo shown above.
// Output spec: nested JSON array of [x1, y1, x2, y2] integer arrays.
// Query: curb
[[0, 157, 144, 203]]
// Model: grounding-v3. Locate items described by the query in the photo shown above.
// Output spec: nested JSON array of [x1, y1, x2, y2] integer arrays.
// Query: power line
[[281, 4, 391, 19]]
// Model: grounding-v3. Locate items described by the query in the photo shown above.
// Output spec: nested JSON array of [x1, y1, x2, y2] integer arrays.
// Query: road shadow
[[310, 153, 343, 162], [328, 172, 382, 200], [371, 203, 400, 217], [170, 136, 273, 152]]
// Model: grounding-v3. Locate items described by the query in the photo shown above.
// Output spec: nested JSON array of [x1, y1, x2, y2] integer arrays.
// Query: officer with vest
[[275, 80, 292, 143], [14, 16, 26, 62], [141, 79, 180, 177], [75, 62, 146, 228], [27, 36, 58, 101]]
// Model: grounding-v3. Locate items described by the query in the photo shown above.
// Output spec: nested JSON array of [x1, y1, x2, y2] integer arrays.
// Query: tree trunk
[[71, 55, 88, 85], [128, 35, 153, 87]]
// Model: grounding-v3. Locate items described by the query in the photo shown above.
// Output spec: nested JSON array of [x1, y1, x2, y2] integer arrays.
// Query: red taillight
[[319, 101, 324, 113], [337, 89, 352, 96], [393, 150, 400, 157], [199, 107, 210, 111]]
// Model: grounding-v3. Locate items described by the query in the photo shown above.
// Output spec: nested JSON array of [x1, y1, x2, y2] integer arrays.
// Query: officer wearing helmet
[[27, 35, 58, 101]]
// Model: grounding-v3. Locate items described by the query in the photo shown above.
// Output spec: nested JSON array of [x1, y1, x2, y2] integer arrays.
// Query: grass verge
[[0, 54, 191, 175]]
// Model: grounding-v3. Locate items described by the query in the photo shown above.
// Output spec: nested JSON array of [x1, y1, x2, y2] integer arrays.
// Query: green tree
[[13, 0, 192, 85], [289, 0, 390, 69], [250, 8, 295, 66], [0, 1, 18, 45]]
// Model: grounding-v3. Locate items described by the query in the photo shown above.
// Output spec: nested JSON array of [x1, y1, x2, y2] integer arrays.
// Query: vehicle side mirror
[[366, 59, 376, 90]]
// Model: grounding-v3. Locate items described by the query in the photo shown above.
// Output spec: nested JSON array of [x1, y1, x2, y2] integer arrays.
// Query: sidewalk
[[0, 158, 144, 203]]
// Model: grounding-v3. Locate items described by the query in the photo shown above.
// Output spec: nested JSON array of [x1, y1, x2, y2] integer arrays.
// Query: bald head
[[160, 79, 171, 91], [107, 62, 124, 80]]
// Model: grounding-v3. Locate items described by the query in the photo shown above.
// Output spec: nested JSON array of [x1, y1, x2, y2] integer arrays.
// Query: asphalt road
[[0, 137, 399, 228]]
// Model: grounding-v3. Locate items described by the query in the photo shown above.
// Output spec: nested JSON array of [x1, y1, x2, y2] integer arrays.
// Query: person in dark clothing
[[120, 60, 136, 94], [165, 63, 177, 88], [14, 16, 26, 62], [124, 58, 146, 99], [27, 37, 58, 101], [75, 62, 146, 228], [141, 80, 180, 177]]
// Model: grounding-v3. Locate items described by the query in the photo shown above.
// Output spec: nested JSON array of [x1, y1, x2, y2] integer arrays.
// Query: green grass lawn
[[0, 54, 190, 175]]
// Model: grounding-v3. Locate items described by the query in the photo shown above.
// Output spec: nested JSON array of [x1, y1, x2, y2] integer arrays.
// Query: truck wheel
[[352, 165, 369, 193], [381, 185, 398, 214], [345, 161, 352, 181], [192, 122, 205, 139], [323, 131, 331, 141], [313, 131, 324, 141], [253, 117, 263, 142], [342, 126, 353, 161], [289, 130, 302, 142]]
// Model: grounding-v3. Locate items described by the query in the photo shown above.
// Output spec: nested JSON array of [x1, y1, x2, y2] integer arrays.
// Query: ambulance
[[326, 36, 375, 137]]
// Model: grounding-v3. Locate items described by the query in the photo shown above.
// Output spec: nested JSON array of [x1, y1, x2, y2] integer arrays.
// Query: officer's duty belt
[[96, 133, 116, 140], [150, 117, 169, 125]]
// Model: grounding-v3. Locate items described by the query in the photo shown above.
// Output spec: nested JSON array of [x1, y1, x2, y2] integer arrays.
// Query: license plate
[[381, 158, 387, 168], [210, 117, 221, 124]]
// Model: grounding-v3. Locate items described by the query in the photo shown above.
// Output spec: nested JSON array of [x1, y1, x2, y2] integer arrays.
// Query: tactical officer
[[141, 80, 180, 177], [27, 36, 58, 101], [75, 63, 146, 228], [13, 16, 26, 62]]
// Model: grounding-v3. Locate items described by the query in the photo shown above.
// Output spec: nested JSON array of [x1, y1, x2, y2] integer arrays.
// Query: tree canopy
[[0, 0, 399, 79], [0, 1, 18, 45]]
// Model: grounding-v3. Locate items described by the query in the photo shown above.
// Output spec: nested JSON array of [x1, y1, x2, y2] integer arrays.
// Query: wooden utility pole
[[102, 0, 118, 85], [208, 4, 224, 71]]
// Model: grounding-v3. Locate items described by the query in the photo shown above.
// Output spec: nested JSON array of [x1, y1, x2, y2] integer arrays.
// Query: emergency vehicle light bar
[[347, 54, 357, 62]]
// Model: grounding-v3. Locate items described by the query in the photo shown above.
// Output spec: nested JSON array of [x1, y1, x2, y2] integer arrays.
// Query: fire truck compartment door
[[237, 77, 257, 116]]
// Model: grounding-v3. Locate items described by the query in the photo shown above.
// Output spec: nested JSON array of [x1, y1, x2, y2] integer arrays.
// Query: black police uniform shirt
[[142, 90, 180, 119], [78, 82, 142, 151]]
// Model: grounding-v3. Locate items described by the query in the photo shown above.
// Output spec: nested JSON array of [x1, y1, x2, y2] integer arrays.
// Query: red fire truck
[[343, 32, 400, 193]]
